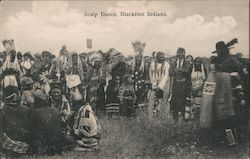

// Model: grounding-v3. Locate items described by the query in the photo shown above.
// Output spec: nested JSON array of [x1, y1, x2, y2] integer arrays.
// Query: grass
[[2, 112, 249, 159]]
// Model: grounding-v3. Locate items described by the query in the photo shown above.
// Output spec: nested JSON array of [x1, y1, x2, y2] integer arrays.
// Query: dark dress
[[170, 59, 192, 120], [106, 80, 120, 116]]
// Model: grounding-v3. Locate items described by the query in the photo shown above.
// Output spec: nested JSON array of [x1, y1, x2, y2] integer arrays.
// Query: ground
[[2, 114, 249, 159]]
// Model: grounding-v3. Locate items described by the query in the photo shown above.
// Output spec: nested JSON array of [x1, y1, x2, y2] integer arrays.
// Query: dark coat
[[2, 104, 31, 143]]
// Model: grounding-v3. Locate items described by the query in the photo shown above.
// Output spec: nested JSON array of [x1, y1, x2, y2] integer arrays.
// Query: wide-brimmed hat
[[212, 38, 238, 54]]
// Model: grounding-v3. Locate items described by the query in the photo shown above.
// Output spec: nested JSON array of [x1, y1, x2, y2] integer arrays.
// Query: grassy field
[[2, 113, 249, 159]]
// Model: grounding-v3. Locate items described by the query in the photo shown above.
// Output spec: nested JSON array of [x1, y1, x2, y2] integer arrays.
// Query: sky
[[0, 0, 249, 57]]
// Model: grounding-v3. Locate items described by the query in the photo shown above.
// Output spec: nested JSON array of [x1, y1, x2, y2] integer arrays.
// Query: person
[[149, 51, 171, 119], [39, 51, 54, 96], [49, 82, 71, 131], [170, 48, 192, 122], [86, 51, 106, 115], [66, 52, 85, 113], [0, 52, 5, 68], [20, 52, 34, 77], [71, 103, 101, 151], [131, 41, 147, 110], [190, 57, 207, 119], [119, 74, 137, 117], [30, 53, 43, 82], [21, 77, 34, 109], [1, 44, 22, 90], [2, 85, 31, 155], [30, 93, 63, 155], [106, 75, 121, 117], [211, 39, 245, 145]]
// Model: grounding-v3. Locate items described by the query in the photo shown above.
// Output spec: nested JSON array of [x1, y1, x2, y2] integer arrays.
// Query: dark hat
[[23, 52, 32, 58], [212, 38, 238, 54], [79, 52, 88, 59], [177, 48, 185, 55], [186, 55, 193, 60], [42, 51, 53, 58]]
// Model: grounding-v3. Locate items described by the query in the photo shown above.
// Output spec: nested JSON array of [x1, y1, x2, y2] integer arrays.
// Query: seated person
[[49, 82, 71, 133], [70, 103, 101, 152], [2, 85, 31, 155], [30, 93, 63, 155]]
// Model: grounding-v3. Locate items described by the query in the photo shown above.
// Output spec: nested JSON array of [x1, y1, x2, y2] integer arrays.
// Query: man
[[170, 48, 192, 121], [2, 85, 31, 155], [211, 39, 245, 145], [149, 51, 170, 119]]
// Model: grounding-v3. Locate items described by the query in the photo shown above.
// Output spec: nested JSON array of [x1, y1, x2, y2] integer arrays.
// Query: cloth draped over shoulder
[[73, 104, 100, 151]]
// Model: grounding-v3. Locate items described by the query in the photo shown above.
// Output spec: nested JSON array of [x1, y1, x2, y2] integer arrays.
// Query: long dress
[[170, 59, 191, 120], [86, 67, 106, 115], [200, 66, 216, 128], [105, 80, 120, 116]]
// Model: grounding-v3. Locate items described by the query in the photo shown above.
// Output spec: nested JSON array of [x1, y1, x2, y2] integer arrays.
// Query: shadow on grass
[[6, 112, 249, 159]]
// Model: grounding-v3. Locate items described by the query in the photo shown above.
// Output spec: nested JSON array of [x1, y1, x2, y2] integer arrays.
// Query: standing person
[[20, 52, 34, 77], [190, 57, 207, 119], [106, 75, 121, 117], [0, 52, 6, 68], [39, 51, 54, 96], [210, 39, 245, 145], [119, 74, 137, 117], [86, 51, 106, 115], [149, 51, 170, 119], [66, 52, 85, 114], [170, 48, 192, 122], [30, 53, 43, 82], [131, 41, 147, 113], [1, 40, 22, 90]]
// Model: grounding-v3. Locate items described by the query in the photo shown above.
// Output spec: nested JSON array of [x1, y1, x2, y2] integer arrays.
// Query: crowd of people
[[0, 39, 249, 156]]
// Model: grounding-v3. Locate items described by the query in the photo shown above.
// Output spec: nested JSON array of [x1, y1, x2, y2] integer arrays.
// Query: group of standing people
[[0, 38, 249, 156]]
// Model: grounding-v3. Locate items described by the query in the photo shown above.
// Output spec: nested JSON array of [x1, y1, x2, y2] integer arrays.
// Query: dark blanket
[[3, 104, 31, 143], [30, 107, 63, 154]]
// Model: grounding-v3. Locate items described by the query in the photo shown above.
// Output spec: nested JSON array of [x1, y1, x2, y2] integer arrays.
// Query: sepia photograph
[[0, 0, 249, 158]]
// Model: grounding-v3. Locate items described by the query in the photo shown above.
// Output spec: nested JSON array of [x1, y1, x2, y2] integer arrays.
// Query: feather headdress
[[2, 39, 15, 55], [131, 40, 146, 55]]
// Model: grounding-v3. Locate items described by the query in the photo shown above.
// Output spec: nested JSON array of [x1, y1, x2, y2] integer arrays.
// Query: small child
[[119, 74, 137, 117]]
